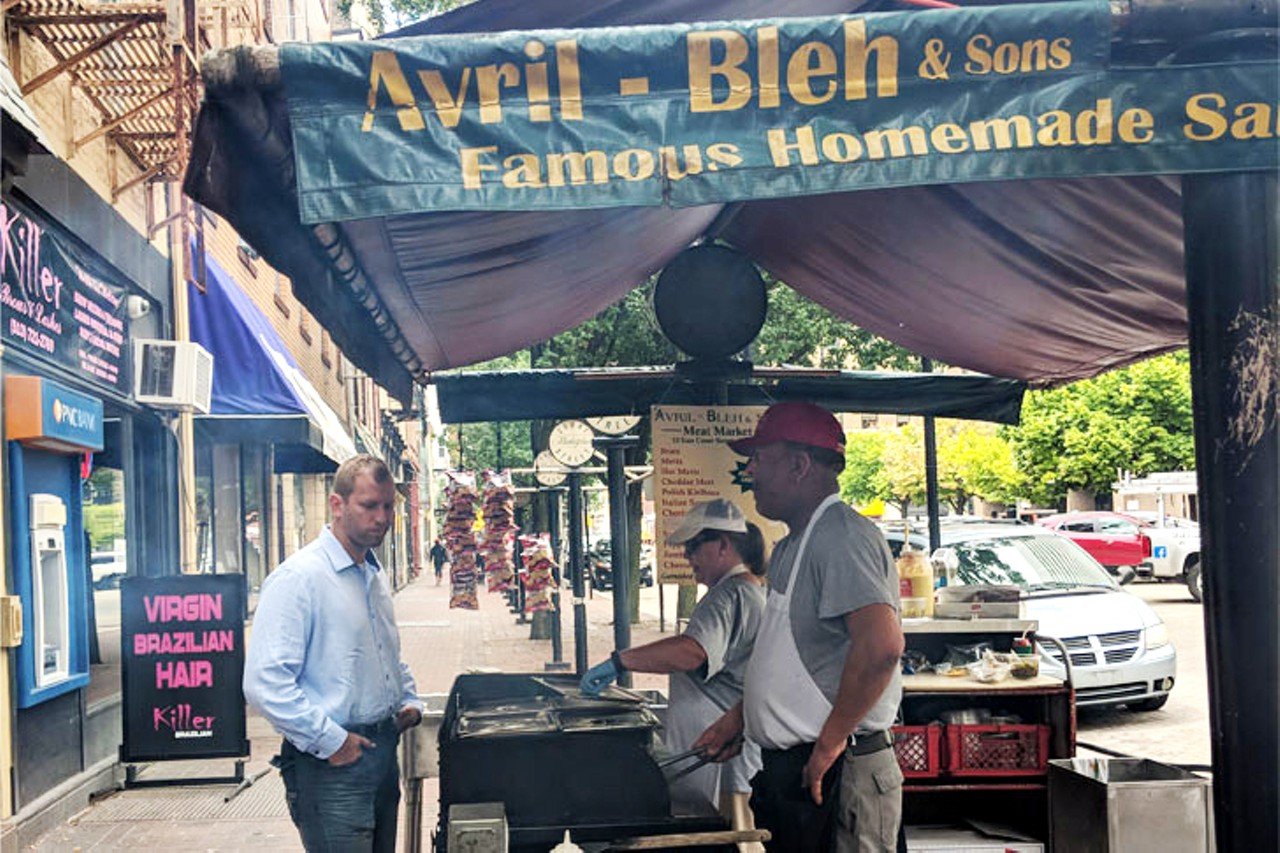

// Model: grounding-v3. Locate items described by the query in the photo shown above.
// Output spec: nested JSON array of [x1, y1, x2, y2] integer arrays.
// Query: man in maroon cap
[[694, 402, 904, 852]]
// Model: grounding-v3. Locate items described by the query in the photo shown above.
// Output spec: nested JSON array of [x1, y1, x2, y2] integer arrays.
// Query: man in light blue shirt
[[245, 455, 422, 852]]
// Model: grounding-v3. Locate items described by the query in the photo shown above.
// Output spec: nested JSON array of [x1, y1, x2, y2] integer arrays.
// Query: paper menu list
[[651, 405, 787, 584]]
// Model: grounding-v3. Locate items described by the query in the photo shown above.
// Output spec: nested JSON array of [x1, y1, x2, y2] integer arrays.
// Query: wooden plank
[[904, 618, 1037, 635], [8, 13, 165, 26], [903, 673, 1064, 693], [75, 88, 172, 148], [604, 830, 771, 850], [113, 161, 166, 201], [20, 17, 152, 95]]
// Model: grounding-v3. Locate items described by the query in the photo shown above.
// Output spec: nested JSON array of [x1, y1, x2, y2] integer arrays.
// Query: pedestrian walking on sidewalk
[[581, 499, 767, 844], [244, 454, 423, 853], [430, 538, 448, 586]]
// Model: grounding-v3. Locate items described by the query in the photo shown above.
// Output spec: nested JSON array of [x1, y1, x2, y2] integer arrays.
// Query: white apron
[[665, 568, 762, 811], [743, 493, 843, 750]]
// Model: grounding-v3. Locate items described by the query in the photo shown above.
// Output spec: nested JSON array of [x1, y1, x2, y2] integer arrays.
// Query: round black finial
[[652, 245, 767, 361]]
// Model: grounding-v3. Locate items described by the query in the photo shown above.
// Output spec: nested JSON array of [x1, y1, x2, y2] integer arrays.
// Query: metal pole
[[514, 533, 528, 624], [546, 488, 568, 669], [567, 471, 588, 674], [921, 356, 942, 553], [1183, 168, 1278, 853], [598, 436, 639, 686]]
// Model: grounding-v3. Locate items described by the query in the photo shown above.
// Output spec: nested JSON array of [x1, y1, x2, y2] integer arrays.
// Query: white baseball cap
[[665, 499, 748, 545]]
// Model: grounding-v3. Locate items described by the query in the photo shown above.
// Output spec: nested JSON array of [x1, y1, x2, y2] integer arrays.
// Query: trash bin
[[1048, 758, 1213, 853]]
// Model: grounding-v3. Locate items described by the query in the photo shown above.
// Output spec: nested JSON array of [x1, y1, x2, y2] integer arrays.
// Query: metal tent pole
[[546, 487, 570, 670], [1183, 169, 1278, 852], [921, 356, 942, 553], [567, 471, 588, 673], [598, 435, 639, 686]]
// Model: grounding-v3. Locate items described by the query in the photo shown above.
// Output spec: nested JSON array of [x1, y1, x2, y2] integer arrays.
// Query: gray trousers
[[835, 745, 904, 853]]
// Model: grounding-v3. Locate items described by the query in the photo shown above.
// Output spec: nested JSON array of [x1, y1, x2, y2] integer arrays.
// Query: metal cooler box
[[1049, 758, 1213, 852]]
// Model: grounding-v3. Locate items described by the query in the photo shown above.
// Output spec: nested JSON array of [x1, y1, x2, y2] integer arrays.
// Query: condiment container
[[896, 547, 935, 617]]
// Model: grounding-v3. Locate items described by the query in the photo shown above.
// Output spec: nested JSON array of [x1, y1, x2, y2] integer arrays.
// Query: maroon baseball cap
[[728, 402, 845, 456]]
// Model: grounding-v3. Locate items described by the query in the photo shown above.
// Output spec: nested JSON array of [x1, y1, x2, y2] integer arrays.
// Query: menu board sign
[[120, 575, 249, 762], [0, 201, 129, 391], [651, 405, 787, 584]]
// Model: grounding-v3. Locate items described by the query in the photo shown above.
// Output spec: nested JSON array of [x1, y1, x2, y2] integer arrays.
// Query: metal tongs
[[657, 736, 744, 783], [532, 676, 647, 705]]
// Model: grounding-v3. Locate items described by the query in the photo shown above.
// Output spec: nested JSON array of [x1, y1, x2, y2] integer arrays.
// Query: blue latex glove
[[580, 659, 619, 696]]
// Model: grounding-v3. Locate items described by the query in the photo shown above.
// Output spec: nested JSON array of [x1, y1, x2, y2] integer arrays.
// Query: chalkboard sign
[[120, 575, 249, 762]]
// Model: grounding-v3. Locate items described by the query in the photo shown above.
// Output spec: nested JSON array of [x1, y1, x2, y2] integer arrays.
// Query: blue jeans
[[278, 718, 401, 852]]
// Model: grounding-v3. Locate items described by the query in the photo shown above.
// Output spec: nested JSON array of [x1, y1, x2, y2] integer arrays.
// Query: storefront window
[[213, 444, 243, 573], [242, 445, 266, 593], [84, 465, 126, 704], [196, 442, 214, 572], [292, 474, 308, 554]]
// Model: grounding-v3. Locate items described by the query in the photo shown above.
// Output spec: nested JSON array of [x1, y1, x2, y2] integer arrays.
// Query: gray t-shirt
[[767, 502, 903, 732], [678, 572, 768, 712]]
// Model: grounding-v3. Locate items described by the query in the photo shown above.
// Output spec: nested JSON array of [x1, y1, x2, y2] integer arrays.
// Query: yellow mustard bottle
[[895, 545, 934, 618]]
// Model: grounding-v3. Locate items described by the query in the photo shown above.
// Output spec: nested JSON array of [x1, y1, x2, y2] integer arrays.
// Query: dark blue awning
[[189, 252, 357, 465]]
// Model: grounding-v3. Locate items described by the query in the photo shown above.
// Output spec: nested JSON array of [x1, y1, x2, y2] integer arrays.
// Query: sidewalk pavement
[[29, 577, 677, 852]]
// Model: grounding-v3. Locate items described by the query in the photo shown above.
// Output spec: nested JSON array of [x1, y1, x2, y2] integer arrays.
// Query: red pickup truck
[[1038, 511, 1152, 571]]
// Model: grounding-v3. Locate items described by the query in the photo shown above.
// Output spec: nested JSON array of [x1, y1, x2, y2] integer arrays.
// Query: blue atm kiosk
[[5, 375, 104, 707]]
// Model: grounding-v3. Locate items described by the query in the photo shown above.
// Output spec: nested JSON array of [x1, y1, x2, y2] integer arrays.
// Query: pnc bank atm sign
[[5, 375, 104, 454]]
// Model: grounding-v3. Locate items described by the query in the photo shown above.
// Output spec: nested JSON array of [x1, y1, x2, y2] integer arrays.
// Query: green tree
[[531, 286, 678, 369], [839, 432, 886, 506], [937, 422, 1022, 513], [753, 279, 916, 369], [444, 421, 534, 471], [444, 351, 535, 470], [337, 0, 475, 36], [1003, 352, 1195, 505], [879, 424, 927, 518]]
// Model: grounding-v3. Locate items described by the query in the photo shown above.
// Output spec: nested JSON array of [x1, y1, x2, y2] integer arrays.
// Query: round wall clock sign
[[547, 419, 595, 468], [534, 450, 568, 487], [586, 415, 641, 435]]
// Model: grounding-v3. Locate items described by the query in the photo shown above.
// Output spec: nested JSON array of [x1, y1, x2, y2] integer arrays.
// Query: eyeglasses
[[683, 531, 720, 559]]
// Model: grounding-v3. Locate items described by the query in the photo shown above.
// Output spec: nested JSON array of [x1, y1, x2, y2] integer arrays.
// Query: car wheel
[[1185, 559, 1203, 603], [1128, 694, 1170, 712]]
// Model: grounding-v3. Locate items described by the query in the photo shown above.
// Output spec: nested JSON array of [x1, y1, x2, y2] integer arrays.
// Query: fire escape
[[4, 0, 266, 252]]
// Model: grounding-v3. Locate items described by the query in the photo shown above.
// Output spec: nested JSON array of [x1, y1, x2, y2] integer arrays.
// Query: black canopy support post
[[598, 435, 640, 687], [1183, 169, 1278, 853], [545, 487, 570, 670], [567, 471, 588, 674], [921, 357, 942, 553], [514, 533, 528, 625]]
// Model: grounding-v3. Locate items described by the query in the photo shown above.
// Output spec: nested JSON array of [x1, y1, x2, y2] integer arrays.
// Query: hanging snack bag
[[481, 470, 517, 592], [522, 535, 559, 614], [444, 472, 481, 609]]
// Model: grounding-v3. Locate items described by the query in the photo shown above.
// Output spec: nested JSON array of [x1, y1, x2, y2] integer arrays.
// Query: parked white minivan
[[884, 523, 1176, 711]]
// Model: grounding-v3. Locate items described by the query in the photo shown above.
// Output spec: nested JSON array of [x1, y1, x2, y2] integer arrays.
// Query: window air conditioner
[[133, 340, 214, 414]]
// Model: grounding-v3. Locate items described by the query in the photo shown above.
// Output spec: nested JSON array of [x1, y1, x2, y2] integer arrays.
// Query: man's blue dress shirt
[[244, 526, 422, 759]]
